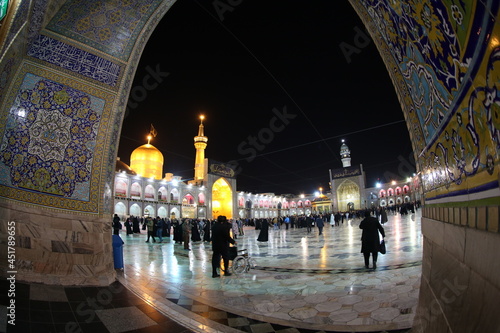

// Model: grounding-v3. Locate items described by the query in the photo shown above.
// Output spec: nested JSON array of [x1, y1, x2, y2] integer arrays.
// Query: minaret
[[194, 115, 208, 181], [340, 139, 351, 168]]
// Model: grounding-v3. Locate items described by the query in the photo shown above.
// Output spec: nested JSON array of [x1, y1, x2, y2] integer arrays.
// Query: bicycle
[[231, 249, 257, 274]]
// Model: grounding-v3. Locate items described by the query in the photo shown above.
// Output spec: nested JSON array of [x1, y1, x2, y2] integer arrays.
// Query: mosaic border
[[28, 34, 123, 87]]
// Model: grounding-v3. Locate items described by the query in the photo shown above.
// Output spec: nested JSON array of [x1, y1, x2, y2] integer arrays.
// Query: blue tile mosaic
[[0, 73, 103, 200], [45, 0, 163, 61]]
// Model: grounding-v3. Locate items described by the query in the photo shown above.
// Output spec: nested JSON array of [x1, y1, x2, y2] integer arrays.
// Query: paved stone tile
[[117, 211, 422, 332]]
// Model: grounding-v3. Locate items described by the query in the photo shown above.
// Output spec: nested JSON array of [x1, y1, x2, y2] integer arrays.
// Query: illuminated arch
[[114, 202, 126, 220], [129, 203, 141, 217], [158, 206, 167, 218], [211, 178, 233, 219], [158, 186, 168, 201], [144, 205, 155, 217], [337, 179, 360, 211], [183, 194, 195, 204], [144, 184, 155, 200], [198, 192, 205, 205], [170, 188, 179, 203], [395, 187, 402, 196], [170, 207, 180, 219], [130, 182, 141, 198], [114, 179, 127, 197]]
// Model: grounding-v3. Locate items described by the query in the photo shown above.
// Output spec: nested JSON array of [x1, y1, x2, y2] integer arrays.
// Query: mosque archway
[[144, 205, 155, 217], [211, 177, 233, 219], [114, 202, 126, 221], [130, 203, 141, 217], [337, 180, 360, 211], [170, 207, 180, 219], [158, 206, 167, 219], [0, 1, 498, 331], [114, 179, 128, 198], [182, 194, 196, 218]]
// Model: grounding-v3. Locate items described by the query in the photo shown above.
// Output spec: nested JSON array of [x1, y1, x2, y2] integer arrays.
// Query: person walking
[[156, 218, 164, 243], [211, 216, 236, 278], [306, 215, 313, 233], [380, 208, 388, 224], [315, 214, 325, 235], [145, 217, 156, 243], [112, 214, 121, 235], [359, 210, 385, 269], [173, 219, 182, 244], [125, 217, 133, 235], [191, 219, 202, 242], [182, 219, 191, 250], [257, 218, 269, 242], [203, 219, 212, 242], [132, 216, 140, 233]]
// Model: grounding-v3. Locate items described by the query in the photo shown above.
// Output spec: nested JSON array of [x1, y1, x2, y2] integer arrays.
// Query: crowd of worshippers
[[116, 216, 245, 248], [113, 202, 420, 242]]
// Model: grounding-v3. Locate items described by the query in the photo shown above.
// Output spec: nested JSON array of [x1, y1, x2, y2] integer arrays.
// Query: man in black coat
[[359, 210, 385, 269], [211, 215, 236, 278]]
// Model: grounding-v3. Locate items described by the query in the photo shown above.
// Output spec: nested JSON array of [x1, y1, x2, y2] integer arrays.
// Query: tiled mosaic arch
[[351, 0, 500, 204], [0, 2, 498, 330], [0, 0, 497, 214]]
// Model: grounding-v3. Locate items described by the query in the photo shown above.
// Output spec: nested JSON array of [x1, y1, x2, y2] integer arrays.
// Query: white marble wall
[[414, 215, 500, 332], [0, 200, 115, 286]]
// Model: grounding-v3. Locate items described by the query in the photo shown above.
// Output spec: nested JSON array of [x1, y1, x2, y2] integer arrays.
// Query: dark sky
[[117, 0, 415, 195]]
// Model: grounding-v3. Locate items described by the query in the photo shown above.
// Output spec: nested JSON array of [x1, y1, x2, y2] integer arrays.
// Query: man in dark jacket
[[211, 215, 236, 278], [315, 214, 325, 235], [359, 210, 385, 269]]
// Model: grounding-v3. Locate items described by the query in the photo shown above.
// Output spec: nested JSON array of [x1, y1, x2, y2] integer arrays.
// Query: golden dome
[[115, 157, 137, 175], [130, 143, 164, 180]]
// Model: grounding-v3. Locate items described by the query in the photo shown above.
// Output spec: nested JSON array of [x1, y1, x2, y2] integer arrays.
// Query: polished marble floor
[[1, 211, 421, 333], [119, 211, 422, 332]]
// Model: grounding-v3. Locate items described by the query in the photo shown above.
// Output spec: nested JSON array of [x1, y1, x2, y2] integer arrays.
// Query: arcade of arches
[[0, 1, 499, 332]]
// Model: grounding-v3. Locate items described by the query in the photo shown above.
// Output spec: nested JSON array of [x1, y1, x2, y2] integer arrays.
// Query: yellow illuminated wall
[[212, 178, 233, 219], [337, 180, 360, 211]]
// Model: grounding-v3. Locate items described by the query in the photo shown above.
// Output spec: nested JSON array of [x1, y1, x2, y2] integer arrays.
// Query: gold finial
[[147, 135, 152, 144]]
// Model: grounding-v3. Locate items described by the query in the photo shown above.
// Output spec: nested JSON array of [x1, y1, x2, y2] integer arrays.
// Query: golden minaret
[[194, 115, 208, 181]]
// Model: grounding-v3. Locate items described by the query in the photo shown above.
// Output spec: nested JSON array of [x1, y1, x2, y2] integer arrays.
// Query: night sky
[[117, 0, 415, 195]]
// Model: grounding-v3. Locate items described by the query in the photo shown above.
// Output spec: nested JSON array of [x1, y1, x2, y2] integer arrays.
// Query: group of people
[[252, 209, 387, 270], [112, 207, 391, 272]]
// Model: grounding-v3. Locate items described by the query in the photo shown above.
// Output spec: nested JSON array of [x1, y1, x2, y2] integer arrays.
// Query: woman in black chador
[[203, 220, 212, 242], [172, 219, 182, 244], [191, 219, 202, 242], [132, 216, 140, 233], [125, 217, 133, 235], [257, 218, 269, 242], [359, 210, 385, 269]]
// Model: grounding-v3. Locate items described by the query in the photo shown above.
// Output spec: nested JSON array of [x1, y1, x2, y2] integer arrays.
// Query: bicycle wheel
[[248, 258, 257, 270], [232, 256, 247, 274]]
